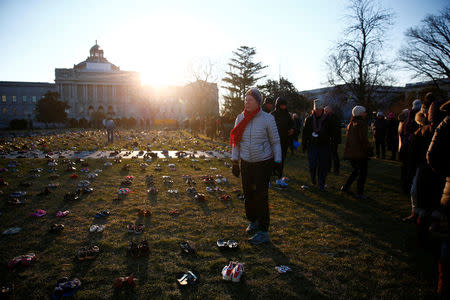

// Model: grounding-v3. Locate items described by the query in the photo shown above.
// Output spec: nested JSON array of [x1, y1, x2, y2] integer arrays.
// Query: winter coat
[[302, 113, 332, 150], [386, 118, 399, 150], [231, 110, 282, 163], [427, 103, 450, 211], [327, 113, 342, 145], [373, 117, 387, 141], [343, 116, 370, 160], [410, 113, 444, 210], [271, 100, 294, 143]]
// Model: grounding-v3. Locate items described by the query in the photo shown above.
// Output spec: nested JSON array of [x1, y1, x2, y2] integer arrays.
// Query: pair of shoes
[[222, 261, 244, 282], [76, 246, 99, 261], [138, 209, 152, 216], [128, 241, 149, 257], [89, 224, 105, 233], [180, 241, 196, 254], [8, 253, 36, 269], [217, 239, 238, 249], [248, 231, 270, 245], [245, 221, 259, 234], [51, 277, 81, 299], [94, 210, 110, 218], [127, 223, 144, 234], [274, 179, 288, 189], [114, 274, 137, 289], [49, 224, 64, 233]]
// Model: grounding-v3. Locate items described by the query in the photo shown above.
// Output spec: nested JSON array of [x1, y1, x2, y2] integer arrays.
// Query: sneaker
[[245, 221, 259, 234], [248, 231, 270, 245], [231, 263, 244, 282], [222, 261, 234, 281]]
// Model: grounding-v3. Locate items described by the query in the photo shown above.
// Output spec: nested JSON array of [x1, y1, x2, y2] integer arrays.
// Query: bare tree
[[185, 58, 220, 117], [399, 8, 450, 83], [326, 0, 395, 111]]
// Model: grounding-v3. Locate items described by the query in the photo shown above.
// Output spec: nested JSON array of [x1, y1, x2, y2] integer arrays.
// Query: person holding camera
[[230, 88, 282, 245]]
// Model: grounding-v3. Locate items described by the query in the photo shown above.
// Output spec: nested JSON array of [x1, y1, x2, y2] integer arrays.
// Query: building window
[[23, 96, 27, 102], [32, 96, 36, 103], [1, 95, 5, 102], [2, 108, 7, 114], [12, 96, 16, 103]]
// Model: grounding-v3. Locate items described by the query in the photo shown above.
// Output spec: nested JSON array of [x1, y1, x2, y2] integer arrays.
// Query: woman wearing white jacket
[[231, 88, 282, 245]]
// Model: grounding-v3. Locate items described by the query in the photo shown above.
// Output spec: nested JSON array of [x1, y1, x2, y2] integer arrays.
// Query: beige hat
[[352, 105, 366, 117]]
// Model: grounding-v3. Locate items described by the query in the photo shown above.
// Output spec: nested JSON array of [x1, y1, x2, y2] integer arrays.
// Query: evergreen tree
[[35, 91, 69, 125], [221, 46, 267, 118], [259, 77, 309, 113]]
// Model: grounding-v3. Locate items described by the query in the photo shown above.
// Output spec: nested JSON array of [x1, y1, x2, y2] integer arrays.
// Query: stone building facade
[[0, 42, 220, 128]]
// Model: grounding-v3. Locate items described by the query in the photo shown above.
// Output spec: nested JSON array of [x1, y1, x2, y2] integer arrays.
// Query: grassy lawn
[[0, 130, 440, 299]]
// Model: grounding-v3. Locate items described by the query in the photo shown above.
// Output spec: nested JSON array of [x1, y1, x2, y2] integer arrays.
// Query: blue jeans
[[308, 144, 331, 189], [107, 129, 114, 143]]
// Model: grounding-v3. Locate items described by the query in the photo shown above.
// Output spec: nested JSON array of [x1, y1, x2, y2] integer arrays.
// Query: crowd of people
[[230, 87, 449, 297]]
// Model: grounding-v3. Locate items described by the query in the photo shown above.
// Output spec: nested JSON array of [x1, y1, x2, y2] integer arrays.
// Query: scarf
[[230, 107, 261, 148]]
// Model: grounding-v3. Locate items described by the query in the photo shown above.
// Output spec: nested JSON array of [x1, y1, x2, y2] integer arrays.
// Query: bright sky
[[0, 0, 447, 92]]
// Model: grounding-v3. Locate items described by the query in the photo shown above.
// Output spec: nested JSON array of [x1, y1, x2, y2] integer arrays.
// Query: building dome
[[89, 40, 104, 59]]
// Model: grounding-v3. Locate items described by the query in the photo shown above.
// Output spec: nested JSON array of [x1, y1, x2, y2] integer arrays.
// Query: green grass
[[0, 130, 441, 299]]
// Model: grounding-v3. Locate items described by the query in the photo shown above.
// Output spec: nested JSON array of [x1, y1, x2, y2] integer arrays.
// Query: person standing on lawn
[[341, 106, 370, 199], [324, 105, 341, 175], [105, 117, 115, 144], [230, 88, 282, 245], [271, 97, 294, 185], [302, 99, 332, 191], [373, 112, 388, 159], [386, 112, 399, 160], [289, 113, 303, 155]]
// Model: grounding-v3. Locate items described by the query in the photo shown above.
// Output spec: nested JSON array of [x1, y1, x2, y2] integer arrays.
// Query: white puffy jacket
[[231, 110, 282, 163]]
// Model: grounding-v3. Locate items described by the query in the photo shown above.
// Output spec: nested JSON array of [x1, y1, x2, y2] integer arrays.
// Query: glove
[[232, 161, 240, 178], [272, 161, 282, 179]]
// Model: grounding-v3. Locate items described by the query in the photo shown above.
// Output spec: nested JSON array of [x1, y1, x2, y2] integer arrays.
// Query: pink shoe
[[56, 210, 69, 217], [30, 209, 46, 217]]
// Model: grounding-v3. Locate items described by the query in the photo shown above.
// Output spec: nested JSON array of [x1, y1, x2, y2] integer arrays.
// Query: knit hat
[[352, 105, 366, 117], [412, 99, 422, 110], [313, 99, 324, 110], [275, 97, 287, 107], [246, 88, 263, 105], [263, 97, 274, 105]]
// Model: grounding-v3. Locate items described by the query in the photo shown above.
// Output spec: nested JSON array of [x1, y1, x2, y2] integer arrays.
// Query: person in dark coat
[[426, 100, 450, 299], [425, 92, 446, 131], [402, 109, 445, 226], [373, 112, 387, 159], [399, 100, 422, 195], [386, 112, 398, 160], [262, 97, 275, 113], [271, 97, 294, 179], [289, 113, 302, 155], [324, 106, 341, 175], [302, 99, 332, 191], [341, 106, 370, 199]]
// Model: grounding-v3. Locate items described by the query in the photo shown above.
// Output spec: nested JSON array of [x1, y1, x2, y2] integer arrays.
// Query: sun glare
[[105, 14, 224, 88]]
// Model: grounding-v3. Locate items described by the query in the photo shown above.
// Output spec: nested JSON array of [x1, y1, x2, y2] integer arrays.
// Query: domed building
[[55, 41, 142, 121]]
